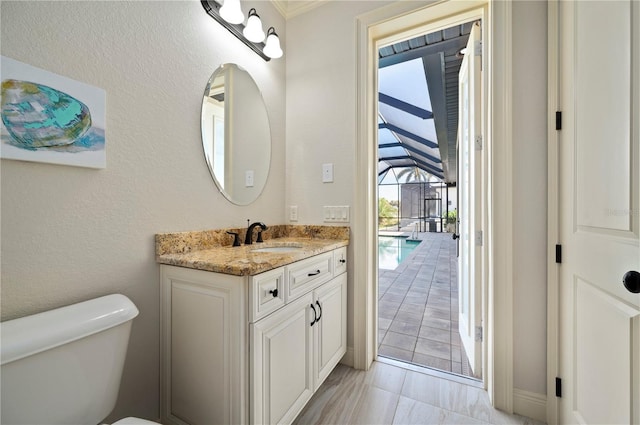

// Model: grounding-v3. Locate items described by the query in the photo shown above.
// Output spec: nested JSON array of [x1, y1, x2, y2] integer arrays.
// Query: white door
[[558, 1, 640, 424], [458, 21, 483, 377]]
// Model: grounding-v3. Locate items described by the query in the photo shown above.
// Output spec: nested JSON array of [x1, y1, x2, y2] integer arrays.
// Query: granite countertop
[[156, 225, 349, 276]]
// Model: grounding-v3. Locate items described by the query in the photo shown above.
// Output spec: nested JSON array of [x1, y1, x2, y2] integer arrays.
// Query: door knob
[[452, 233, 459, 240], [623, 270, 640, 294]]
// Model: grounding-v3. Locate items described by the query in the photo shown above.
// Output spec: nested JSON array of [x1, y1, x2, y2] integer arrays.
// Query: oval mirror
[[201, 63, 271, 205]]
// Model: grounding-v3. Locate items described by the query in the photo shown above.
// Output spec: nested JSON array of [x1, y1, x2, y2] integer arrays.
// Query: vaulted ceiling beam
[[378, 35, 469, 68], [379, 142, 442, 164], [378, 93, 433, 119], [379, 156, 444, 177], [378, 123, 438, 149]]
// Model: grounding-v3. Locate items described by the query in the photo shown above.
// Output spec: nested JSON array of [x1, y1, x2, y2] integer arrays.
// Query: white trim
[[513, 389, 548, 423], [270, 0, 327, 19], [484, 0, 513, 412], [546, 2, 559, 425], [354, 0, 514, 412], [340, 347, 354, 368]]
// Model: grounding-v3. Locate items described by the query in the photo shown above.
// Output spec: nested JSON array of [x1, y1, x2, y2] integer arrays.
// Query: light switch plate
[[245, 170, 254, 187], [323, 205, 350, 222], [322, 163, 333, 183]]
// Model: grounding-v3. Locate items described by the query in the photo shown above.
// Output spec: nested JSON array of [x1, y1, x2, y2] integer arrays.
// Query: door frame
[[354, 0, 515, 412]]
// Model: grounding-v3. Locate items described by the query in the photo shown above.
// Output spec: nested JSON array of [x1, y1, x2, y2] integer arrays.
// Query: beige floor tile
[[351, 386, 399, 425], [365, 361, 408, 393]]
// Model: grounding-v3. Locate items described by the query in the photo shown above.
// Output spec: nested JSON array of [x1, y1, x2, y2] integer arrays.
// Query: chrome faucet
[[245, 221, 268, 245]]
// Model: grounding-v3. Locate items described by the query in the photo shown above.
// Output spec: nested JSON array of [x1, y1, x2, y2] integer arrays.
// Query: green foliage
[[444, 209, 457, 224], [378, 198, 399, 228]]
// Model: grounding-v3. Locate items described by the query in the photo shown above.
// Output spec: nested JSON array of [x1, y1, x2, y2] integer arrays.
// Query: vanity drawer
[[249, 267, 286, 322], [333, 247, 347, 276], [286, 252, 333, 302]]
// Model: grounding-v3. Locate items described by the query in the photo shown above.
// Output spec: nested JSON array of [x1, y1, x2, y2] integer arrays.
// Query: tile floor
[[378, 232, 477, 378], [293, 360, 545, 425]]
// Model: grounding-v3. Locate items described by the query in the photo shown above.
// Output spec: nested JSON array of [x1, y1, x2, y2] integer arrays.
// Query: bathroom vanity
[[156, 226, 349, 425]]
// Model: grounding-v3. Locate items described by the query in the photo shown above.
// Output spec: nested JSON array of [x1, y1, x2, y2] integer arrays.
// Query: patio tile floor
[[378, 231, 479, 379]]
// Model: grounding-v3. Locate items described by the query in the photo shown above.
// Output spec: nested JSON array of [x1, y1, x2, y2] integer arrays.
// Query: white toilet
[[0, 294, 160, 425]]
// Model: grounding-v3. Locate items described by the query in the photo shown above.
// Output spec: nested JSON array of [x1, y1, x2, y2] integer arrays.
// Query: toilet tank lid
[[1, 294, 139, 365]]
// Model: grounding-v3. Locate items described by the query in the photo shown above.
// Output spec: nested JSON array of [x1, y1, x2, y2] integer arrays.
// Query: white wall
[[512, 0, 548, 396], [286, 0, 548, 397], [0, 1, 285, 421]]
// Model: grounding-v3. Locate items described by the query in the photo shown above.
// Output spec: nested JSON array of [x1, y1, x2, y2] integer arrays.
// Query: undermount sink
[[251, 245, 304, 253]]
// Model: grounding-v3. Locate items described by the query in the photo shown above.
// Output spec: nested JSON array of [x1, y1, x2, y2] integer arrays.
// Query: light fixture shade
[[263, 27, 283, 59], [219, 0, 243, 24], [243, 9, 265, 43]]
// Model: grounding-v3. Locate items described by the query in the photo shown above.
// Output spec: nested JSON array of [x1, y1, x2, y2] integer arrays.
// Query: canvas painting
[[0, 56, 106, 168]]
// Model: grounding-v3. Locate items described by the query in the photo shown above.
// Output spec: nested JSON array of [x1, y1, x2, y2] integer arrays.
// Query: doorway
[[375, 18, 482, 381], [354, 0, 515, 413]]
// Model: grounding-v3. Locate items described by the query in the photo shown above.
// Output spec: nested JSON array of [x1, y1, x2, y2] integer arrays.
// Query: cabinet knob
[[268, 288, 278, 298], [339, 259, 346, 264]]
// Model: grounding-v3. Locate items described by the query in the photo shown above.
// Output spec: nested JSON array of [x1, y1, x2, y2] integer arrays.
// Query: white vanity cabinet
[[160, 246, 347, 425]]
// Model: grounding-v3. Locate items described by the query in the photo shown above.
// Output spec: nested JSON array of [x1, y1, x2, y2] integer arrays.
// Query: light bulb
[[243, 9, 265, 43], [263, 27, 283, 59], [219, 0, 243, 25]]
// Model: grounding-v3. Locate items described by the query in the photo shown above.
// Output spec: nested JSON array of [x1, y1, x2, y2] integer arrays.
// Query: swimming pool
[[378, 236, 422, 270]]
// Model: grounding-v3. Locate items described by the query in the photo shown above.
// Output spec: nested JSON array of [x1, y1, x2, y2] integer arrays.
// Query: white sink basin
[[252, 245, 304, 253]]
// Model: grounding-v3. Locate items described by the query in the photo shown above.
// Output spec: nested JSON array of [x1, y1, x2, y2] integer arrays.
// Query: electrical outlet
[[290, 206, 298, 222]]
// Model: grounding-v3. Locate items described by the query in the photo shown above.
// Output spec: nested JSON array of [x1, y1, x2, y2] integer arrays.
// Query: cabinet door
[[160, 266, 247, 425], [313, 274, 347, 389], [251, 293, 314, 425]]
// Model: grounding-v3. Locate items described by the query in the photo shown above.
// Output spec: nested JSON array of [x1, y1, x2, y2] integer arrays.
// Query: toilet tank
[[0, 294, 139, 425]]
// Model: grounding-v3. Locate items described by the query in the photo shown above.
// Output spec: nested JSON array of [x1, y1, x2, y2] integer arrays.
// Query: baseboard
[[340, 346, 354, 367], [513, 388, 547, 423]]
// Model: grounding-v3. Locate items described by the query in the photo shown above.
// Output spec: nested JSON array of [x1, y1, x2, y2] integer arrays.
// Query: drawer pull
[[339, 259, 346, 264], [268, 288, 278, 298], [308, 270, 321, 277]]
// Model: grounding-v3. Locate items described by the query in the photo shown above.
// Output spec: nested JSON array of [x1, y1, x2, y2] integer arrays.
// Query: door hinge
[[474, 40, 482, 57], [475, 326, 483, 342], [555, 244, 562, 264], [475, 135, 483, 151], [555, 111, 562, 130], [555, 377, 562, 397], [475, 230, 483, 247]]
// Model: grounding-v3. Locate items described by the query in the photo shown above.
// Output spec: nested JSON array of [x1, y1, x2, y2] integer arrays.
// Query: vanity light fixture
[[219, 0, 243, 24], [201, 0, 283, 62], [263, 27, 283, 59], [243, 9, 265, 43]]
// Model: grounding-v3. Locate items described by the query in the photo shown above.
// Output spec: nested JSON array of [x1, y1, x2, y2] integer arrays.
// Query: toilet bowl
[[0, 294, 161, 425]]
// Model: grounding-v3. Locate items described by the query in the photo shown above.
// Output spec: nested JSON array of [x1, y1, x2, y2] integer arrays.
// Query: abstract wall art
[[1, 56, 106, 168]]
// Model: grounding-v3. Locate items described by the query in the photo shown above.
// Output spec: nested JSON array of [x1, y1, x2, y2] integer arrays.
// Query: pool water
[[378, 236, 422, 270]]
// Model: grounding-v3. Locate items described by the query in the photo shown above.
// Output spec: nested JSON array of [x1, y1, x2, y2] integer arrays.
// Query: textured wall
[[0, 1, 285, 421]]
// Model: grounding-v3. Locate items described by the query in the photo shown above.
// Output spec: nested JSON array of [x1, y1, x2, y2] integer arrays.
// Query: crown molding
[[271, 0, 328, 19]]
